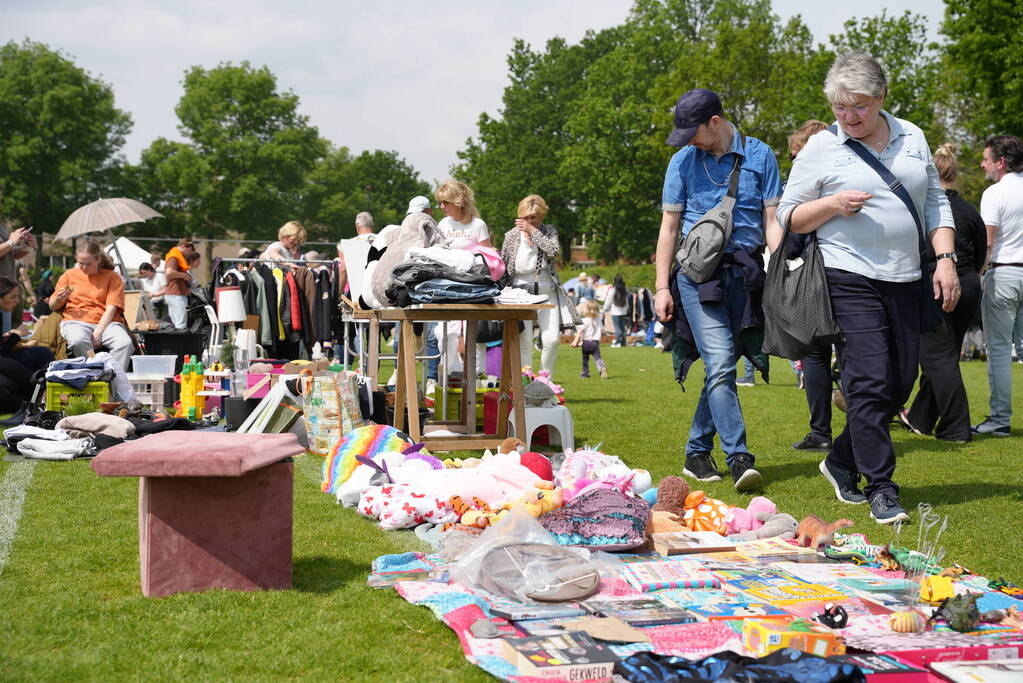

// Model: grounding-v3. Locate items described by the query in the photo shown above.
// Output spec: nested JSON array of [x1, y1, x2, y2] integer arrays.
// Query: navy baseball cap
[[666, 89, 722, 147]]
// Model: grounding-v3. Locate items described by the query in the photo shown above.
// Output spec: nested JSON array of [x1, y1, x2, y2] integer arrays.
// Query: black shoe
[[0, 401, 30, 426], [792, 433, 832, 451], [818, 459, 867, 504], [729, 454, 763, 492], [682, 453, 722, 482], [869, 489, 910, 525]]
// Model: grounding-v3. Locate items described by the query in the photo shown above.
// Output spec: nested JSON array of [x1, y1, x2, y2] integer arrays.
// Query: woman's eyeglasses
[[832, 103, 871, 116]]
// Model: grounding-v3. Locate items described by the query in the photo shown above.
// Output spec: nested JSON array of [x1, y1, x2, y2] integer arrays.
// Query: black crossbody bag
[[826, 125, 944, 332]]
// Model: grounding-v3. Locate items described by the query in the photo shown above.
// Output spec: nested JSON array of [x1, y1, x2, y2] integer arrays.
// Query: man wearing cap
[[406, 195, 433, 217], [654, 88, 782, 492]]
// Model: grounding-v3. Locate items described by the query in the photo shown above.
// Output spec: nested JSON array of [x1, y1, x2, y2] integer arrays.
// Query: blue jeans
[[739, 357, 755, 383], [612, 315, 629, 346], [981, 266, 1023, 427], [676, 266, 751, 466]]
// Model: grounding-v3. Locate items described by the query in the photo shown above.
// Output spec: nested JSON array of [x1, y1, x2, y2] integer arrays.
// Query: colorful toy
[[650, 475, 689, 534], [731, 512, 798, 541], [681, 490, 730, 534], [540, 488, 650, 550], [724, 496, 777, 535], [743, 617, 845, 657], [929, 594, 981, 633], [812, 603, 848, 629], [321, 424, 412, 494], [889, 611, 928, 633], [795, 515, 854, 548], [357, 483, 457, 530], [556, 448, 652, 501]]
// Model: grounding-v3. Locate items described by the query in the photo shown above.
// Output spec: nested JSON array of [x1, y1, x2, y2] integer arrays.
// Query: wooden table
[[379, 303, 550, 452]]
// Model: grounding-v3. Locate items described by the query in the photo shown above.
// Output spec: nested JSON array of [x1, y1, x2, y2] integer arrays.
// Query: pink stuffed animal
[[725, 496, 777, 535], [522, 366, 564, 395], [569, 472, 635, 502]]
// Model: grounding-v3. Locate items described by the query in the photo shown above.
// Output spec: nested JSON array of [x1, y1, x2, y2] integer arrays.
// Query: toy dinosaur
[[795, 515, 854, 548], [928, 594, 981, 633], [882, 544, 943, 575]]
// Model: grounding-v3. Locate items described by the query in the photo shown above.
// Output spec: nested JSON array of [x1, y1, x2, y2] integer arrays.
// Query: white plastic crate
[[126, 373, 167, 410], [131, 355, 177, 376]]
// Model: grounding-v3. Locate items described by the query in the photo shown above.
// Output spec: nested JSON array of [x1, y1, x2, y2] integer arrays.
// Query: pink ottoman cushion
[[92, 431, 302, 597]]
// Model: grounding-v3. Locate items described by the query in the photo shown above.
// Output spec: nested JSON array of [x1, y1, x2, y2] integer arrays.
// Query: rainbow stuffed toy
[[321, 424, 411, 494]]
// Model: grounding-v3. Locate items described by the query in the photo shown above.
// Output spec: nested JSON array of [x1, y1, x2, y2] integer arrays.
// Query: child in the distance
[[572, 300, 607, 379]]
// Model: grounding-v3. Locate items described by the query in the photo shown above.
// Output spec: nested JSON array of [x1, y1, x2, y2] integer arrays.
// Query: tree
[[136, 62, 326, 242], [0, 40, 132, 233], [455, 28, 627, 256], [942, 0, 1023, 141], [300, 148, 431, 241]]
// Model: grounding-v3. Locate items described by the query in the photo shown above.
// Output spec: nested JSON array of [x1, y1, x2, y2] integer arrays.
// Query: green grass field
[[1, 347, 1020, 680]]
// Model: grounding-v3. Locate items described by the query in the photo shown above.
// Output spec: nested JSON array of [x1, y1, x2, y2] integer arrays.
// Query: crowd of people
[[0, 52, 1019, 530]]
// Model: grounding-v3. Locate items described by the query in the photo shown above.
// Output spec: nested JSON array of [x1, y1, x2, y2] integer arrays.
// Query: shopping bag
[[299, 369, 366, 457], [762, 230, 843, 360]]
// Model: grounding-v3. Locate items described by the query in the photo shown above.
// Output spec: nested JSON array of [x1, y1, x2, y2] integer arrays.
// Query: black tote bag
[[762, 229, 843, 360]]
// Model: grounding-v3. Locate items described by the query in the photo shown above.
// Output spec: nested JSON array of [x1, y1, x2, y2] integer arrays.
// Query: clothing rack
[[217, 257, 337, 265]]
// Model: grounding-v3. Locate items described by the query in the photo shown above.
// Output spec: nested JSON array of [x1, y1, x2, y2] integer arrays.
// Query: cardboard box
[[743, 617, 845, 658]]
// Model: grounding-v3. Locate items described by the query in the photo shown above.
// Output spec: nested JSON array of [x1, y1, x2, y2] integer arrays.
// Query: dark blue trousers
[[825, 268, 920, 498], [802, 344, 834, 440]]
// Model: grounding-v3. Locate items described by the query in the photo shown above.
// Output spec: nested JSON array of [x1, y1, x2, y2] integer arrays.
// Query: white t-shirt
[[580, 317, 603, 342], [980, 172, 1023, 263], [140, 272, 167, 302], [437, 216, 490, 250]]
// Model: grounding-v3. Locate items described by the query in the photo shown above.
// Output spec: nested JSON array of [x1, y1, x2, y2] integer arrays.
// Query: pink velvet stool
[[91, 432, 303, 597]]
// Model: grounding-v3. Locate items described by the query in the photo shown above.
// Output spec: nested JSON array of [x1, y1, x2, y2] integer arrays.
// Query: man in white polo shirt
[[973, 134, 1023, 437]]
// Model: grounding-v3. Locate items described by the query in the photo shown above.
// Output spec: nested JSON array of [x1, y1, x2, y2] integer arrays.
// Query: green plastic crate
[[45, 381, 110, 411]]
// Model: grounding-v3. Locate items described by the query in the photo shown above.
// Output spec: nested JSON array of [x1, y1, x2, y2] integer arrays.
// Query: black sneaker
[[818, 459, 867, 504], [682, 453, 722, 482], [792, 433, 832, 451], [971, 418, 1010, 437], [729, 454, 763, 491], [869, 489, 911, 525]]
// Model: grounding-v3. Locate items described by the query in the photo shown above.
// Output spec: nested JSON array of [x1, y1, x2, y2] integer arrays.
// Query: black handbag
[[475, 320, 524, 343], [762, 227, 843, 360]]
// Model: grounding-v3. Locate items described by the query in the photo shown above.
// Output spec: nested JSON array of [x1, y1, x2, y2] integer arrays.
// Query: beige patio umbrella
[[56, 197, 163, 274]]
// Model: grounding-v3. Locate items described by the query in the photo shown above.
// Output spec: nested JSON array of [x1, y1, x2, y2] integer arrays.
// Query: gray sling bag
[[675, 133, 745, 283]]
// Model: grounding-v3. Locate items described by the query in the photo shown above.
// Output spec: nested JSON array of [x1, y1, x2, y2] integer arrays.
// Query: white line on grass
[[0, 461, 36, 576]]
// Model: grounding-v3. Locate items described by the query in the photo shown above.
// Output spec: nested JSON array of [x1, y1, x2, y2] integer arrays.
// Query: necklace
[[702, 156, 729, 187]]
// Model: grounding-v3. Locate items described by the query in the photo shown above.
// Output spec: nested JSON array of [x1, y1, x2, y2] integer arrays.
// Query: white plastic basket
[[131, 355, 176, 377], [126, 373, 167, 410]]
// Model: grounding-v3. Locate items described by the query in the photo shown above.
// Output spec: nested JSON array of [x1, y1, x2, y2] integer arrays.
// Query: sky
[[2, 0, 945, 185]]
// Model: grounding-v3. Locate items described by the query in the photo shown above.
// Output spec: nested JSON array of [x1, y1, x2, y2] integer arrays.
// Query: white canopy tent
[[103, 236, 154, 277]]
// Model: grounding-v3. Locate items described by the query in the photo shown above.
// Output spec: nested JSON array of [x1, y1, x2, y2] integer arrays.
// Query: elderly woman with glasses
[[774, 53, 958, 525]]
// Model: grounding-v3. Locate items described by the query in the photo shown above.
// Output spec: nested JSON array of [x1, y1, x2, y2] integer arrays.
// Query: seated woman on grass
[[48, 240, 133, 370], [0, 276, 54, 415]]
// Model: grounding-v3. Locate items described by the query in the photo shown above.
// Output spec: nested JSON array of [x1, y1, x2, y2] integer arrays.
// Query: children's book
[[838, 577, 918, 594], [490, 600, 587, 621], [830, 653, 927, 681], [655, 588, 790, 621], [930, 659, 1023, 683], [781, 596, 894, 620], [500, 631, 619, 680], [623, 560, 720, 592], [581, 597, 698, 626], [513, 616, 579, 636], [651, 531, 736, 556], [770, 561, 876, 585], [725, 574, 847, 605], [736, 537, 818, 559]]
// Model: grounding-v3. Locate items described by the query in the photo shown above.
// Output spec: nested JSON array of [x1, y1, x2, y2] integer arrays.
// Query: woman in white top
[[434, 180, 493, 376], [260, 220, 307, 266], [501, 194, 580, 377], [435, 180, 494, 250]]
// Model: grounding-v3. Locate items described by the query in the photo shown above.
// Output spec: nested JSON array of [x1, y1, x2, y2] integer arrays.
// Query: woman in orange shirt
[[49, 240, 133, 370]]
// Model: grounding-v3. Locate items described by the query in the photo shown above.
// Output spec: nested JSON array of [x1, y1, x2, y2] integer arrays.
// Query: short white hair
[[355, 211, 374, 229], [824, 52, 887, 103]]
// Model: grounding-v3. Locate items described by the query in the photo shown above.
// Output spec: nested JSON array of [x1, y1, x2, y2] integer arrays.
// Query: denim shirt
[[661, 125, 782, 252], [776, 112, 953, 282]]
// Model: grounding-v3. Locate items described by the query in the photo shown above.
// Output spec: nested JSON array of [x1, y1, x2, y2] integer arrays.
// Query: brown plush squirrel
[[795, 514, 854, 548], [649, 475, 690, 533]]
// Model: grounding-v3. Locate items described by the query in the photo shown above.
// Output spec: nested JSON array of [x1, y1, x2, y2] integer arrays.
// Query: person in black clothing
[[901, 143, 987, 441], [33, 269, 55, 318]]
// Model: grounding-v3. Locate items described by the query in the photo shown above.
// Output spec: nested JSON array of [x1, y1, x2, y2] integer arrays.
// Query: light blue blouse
[[776, 112, 953, 282]]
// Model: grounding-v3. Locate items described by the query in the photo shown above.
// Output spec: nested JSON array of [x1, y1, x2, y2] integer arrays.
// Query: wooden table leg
[[497, 321, 513, 439], [393, 325, 407, 433], [505, 323, 527, 442], [401, 320, 421, 441], [367, 317, 380, 389], [464, 320, 477, 435]]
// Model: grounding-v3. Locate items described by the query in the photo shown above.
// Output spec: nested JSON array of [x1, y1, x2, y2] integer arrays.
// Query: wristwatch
[[936, 252, 958, 264]]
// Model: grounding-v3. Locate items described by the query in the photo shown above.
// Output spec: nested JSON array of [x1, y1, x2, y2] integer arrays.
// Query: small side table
[[91, 432, 303, 597]]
